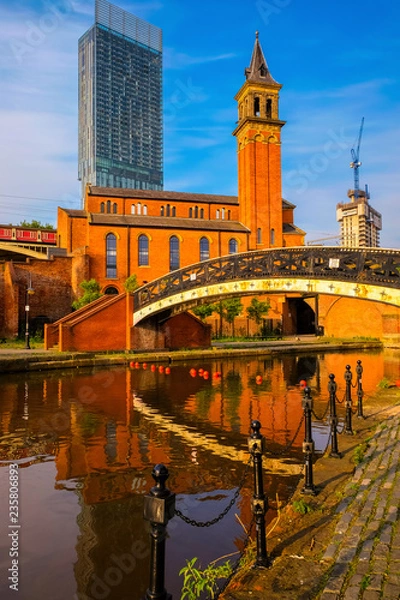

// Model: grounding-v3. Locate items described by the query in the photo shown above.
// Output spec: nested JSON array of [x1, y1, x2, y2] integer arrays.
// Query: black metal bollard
[[142, 464, 175, 600], [344, 365, 354, 434], [328, 374, 341, 458], [356, 360, 364, 419], [301, 387, 317, 495], [248, 420, 270, 568]]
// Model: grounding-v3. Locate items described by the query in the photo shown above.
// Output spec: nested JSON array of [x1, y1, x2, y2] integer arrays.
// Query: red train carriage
[[0, 225, 56, 245]]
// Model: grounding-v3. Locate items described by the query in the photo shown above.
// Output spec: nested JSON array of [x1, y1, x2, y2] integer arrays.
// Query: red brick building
[[2, 35, 399, 347]]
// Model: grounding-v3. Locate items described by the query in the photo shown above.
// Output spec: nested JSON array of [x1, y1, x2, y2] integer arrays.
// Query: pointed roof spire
[[245, 32, 279, 85]]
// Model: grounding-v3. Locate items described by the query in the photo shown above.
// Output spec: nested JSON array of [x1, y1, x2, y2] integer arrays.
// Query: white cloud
[[164, 46, 236, 70]]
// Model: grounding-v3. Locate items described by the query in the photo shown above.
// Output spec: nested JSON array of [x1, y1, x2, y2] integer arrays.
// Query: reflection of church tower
[[233, 32, 286, 249]]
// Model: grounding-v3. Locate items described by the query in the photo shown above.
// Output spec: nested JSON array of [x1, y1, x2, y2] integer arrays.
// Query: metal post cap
[[151, 463, 170, 498], [250, 420, 262, 437]]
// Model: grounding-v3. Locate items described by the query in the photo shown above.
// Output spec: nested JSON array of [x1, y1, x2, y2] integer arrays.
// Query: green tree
[[19, 219, 54, 230], [124, 274, 139, 293], [246, 297, 270, 334], [221, 298, 243, 336], [72, 279, 102, 310], [192, 302, 216, 321]]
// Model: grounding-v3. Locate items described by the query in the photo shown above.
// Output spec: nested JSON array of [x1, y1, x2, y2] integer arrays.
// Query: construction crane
[[350, 117, 364, 200]]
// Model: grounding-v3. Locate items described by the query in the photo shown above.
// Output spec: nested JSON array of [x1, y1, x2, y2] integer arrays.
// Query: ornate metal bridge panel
[[133, 247, 400, 324]]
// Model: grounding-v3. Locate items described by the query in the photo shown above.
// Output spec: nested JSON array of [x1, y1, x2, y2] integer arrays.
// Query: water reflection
[[0, 348, 398, 600]]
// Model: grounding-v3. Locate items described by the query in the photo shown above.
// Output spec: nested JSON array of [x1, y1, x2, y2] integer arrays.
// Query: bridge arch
[[132, 247, 400, 325]]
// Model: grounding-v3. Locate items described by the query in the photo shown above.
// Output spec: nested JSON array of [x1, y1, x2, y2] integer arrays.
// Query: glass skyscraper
[[78, 0, 163, 199]]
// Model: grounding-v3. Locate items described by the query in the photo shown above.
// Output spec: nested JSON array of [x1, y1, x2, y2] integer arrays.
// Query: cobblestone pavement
[[318, 411, 400, 600]]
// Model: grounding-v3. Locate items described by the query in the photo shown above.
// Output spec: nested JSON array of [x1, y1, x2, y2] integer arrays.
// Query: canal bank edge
[[220, 388, 400, 600], [0, 339, 384, 374]]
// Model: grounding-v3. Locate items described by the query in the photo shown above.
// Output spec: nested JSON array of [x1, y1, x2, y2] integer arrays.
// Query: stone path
[[318, 411, 400, 600]]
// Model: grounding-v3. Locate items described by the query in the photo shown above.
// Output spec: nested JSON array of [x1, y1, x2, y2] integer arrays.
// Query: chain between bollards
[[142, 464, 175, 600], [356, 360, 365, 419], [328, 374, 341, 458], [301, 387, 317, 495], [248, 420, 270, 568], [344, 365, 354, 435]]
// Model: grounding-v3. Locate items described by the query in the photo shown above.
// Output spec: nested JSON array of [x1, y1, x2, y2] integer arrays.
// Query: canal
[[0, 348, 399, 600]]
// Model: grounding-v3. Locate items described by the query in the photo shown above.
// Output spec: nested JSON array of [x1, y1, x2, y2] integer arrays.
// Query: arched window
[[194, 206, 198, 218], [221, 208, 225, 220], [106, 200, 111, 213], [216, 209, 220, 219], [138, 234, 149, 266], [172, 206, 176, 217], [169, 236, 180, 271], [254, 97, 260, 117], [257, 228, 262, 244], [100, 202, 105, 213], [113, 203, 117, 214], [106, 233, 117, 278], [266, 98, 272, 118], [270, 228, 275, 245], [200, 208, 204, 218], [227, 210, 231, 220], [137, 203, 142, 215], [229, 238, 238, 254], [143, 205, 148, 215], [166, 204, 170, 217], [104, 286, 119, 295], [160, 206, 164, 216], [131, 204, 136, 215], [189, 207, 193, 218], [199, 237, 210, 261]]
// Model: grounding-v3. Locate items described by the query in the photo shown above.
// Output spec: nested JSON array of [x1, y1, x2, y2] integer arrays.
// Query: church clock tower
[[233, 33, 285, 249]]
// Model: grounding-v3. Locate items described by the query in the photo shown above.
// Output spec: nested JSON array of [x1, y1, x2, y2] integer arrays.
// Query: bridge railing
[[133, 246, 400, 310]]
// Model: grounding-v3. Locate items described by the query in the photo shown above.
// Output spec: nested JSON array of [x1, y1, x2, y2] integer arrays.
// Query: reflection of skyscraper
[[78, 0, 163, 200]]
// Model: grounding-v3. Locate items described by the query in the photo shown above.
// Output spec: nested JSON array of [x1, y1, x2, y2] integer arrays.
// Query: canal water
[[0, 348, 399, 600]]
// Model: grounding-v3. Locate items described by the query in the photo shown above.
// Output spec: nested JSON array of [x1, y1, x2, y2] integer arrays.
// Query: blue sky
[[0, 0, 399, 246]]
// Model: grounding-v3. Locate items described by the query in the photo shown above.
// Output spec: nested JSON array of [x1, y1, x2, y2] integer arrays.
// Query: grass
[[0, 337, 44, 350]]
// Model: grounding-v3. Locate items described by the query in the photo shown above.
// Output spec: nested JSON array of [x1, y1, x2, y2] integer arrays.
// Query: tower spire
[[245, 31, 279, 85]]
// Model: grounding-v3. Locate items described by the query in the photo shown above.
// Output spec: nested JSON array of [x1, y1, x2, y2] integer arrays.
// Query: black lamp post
[[24, 277, 35, 349]]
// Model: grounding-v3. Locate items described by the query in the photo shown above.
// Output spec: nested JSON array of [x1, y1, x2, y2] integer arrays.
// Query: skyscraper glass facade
[[78, 0, 163, 199]]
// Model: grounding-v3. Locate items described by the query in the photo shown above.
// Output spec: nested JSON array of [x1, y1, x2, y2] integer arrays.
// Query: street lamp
[[24, 277, 35, 349]]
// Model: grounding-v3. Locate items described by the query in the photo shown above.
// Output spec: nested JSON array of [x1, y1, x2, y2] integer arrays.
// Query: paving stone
[[354, 562, 371, 576], [386, 572, 400, 586], [372, 557, 388, 573], [324, 576, 345, 593], [379, 523, 393, 544], [382, 582, 400, 599], [361, 590, 381, 600], [343, 586, 361, 600], [388, 547, 400, 561], [323, 544, 338, 561], [319, 592, 339, 600], [367, 572, 384, 590], [337, 546, 358, 563]]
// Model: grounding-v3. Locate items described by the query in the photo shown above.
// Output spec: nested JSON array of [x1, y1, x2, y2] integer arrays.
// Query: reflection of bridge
[[133, 246, 400, 324]]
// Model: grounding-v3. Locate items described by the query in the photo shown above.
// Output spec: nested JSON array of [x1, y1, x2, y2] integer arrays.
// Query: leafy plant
[[72, 279, 102, 310], [19, 219, 54, 230], [377, 377, 392, 389], [213, 298, 243, 336], [293, 499, 313, 515], [353, 443, 368, 465], [246, 297, 270, 331], [360, 574, 371, 590], [179, 557, 232, 600], [124, 274, 139, 293], [192, 302, 216, 321]]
